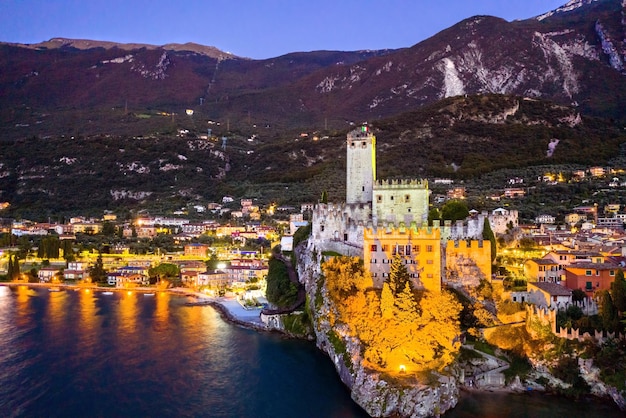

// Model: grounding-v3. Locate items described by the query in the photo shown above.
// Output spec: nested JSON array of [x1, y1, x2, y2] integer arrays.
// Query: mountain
[[2, 0, 626, 139], [2, 94, 624, 219], [2, 0, 626, 218]]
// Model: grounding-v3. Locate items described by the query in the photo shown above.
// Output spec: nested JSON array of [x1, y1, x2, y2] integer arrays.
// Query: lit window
[[370, 245, 377, 252], [427, 260, 434, 265], [426, 245, 433, 252]]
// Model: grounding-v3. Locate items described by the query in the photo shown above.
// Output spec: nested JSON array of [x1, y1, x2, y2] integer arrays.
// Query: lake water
[[0, 286, 623, 418]]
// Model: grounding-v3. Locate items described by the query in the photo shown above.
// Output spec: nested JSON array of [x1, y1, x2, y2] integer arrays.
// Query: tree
[[320, 190, 328, 204], [598, 290, 619, 331], [611, 270, 626, 315], [482, 218, 497, 262], [266, 257, 298, 308], [148, 263, 180, 285], [428, 208, 441, 226], [572, 288, 587, 303], [89, 252, 106, 284], [387, 254, 411, 294], [440, 200, 469, 222]]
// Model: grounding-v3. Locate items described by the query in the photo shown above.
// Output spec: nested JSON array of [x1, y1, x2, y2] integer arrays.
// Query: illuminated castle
[[310, 126, 491, 290]]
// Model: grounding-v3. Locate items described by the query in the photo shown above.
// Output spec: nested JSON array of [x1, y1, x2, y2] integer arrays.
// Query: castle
[[310, 126, 491, 291]]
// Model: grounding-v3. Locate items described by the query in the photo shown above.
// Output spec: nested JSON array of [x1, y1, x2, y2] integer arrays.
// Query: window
[[370, 245, 377, 252], [407, 208, 411, 213], [427, 260, 434, 265], [586, 281, 592, 290], [320, 225, 325, 232], [405, 245, 411, 255], [382, 245, 389, 252], [377, 195, 382, 202], [427, 274, 433, 278], [585, 270, 592, 276], [390, 196, 394, 201], [610, 270, 615, 276], [362, 141, 366, 147], [351, 142, 355, 146], [405, 195, 410, 203], [372, 259, 377, 264], [426, 245, 433, 252], [412, 245, 420, 253], [595, 270, 599, 276]]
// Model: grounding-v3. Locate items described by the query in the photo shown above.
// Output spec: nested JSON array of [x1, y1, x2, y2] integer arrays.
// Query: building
[[346, 126, 376, 205], [535, 214, 556, 225], [564, 263, 620, 295], [364, 225, 442, 291], [524, 259, 562, 283], [488, 208, 518, 234], [503, 188, 525, 198], [527, 282, 572, 309], [184, 243, 210, 258], [310, 126, 489, 291]]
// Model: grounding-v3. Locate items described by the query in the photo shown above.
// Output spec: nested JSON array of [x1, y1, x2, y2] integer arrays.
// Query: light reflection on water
[[0, 287, 368, 418]]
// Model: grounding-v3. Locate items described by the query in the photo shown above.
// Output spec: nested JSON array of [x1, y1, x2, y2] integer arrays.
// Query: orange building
[[564, 263, 620, 295], [363, 226, 442, 292]]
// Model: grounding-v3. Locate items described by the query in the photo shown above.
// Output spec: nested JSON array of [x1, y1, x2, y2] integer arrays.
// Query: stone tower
[[346, 126, 376, 204]]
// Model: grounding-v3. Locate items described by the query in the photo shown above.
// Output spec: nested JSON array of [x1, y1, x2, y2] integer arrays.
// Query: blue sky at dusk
[[1, 0, 568, 59]]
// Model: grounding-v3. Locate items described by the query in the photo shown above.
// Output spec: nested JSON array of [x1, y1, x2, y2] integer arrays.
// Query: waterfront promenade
[[0, 281, 266, 328]]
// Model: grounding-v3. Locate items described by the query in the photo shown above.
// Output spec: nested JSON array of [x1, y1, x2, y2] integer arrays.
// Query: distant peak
[[7, 38, 238, 60], [536, 0, 600, 21]]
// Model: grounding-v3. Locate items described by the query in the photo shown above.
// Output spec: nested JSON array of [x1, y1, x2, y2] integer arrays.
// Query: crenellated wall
[[444, 239, 491, 287]]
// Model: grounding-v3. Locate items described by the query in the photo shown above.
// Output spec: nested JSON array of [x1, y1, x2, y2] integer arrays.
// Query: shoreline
[[0, 281, 270, 332]]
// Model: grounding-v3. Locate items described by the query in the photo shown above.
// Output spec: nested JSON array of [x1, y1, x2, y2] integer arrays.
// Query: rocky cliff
[[296, 241, 460, 417]]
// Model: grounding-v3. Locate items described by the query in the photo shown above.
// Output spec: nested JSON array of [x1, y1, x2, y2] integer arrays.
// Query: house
[[38, 267, 60, 282], [503, 188, 525, 198], [527, 282, 572, 309], [535, 214, 555, 225], [524, 259, 561, 283], [197, 269, 230, 290], [589, 166, 606, 177], [184, 243, 210, 258], [447, 187, 466, 200], [488, 208, 518, 234], [564, 262, 620, 295]]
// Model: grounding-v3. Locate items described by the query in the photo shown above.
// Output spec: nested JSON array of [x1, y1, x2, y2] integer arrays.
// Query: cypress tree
[[482, 218, 497, 262]]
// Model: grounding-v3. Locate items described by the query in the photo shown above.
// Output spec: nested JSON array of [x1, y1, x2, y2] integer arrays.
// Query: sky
[[0, 0, 569, 59]]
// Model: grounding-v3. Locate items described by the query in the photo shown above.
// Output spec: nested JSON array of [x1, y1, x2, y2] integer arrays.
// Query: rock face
[[296, 242, 460, 417]]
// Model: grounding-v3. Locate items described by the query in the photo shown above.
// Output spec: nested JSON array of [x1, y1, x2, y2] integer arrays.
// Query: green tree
[[102, 221, 116, 236], [265, 257, 298, 308], [598, 290, 619, 331], [440, 200, 469, 222], [320, 190, 328, 204], [482, 218, 497, 262], [88, 252, 106, 284], [428, 208, 441, 225], [387, 254, 411, 294], [148, 263, 180, 285], [611, 270, 626, 315]]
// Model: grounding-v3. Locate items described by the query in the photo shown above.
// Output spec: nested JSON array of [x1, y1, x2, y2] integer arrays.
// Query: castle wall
[[372, 179, 429, 226], [310, 202, 369, 252], [444, 240, 491, 288], [488, 209, 519, 235], [363, 225, 442, 292]]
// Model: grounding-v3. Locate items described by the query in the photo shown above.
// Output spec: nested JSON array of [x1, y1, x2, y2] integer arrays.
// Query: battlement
[[364, 223, 441, 239], [374, 178, 429, 190], [445, 239, 485, 250]]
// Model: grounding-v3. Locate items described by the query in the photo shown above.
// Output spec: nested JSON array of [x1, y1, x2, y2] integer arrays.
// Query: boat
[[48, 287, 62, 292], [102, 291, 114, 295], [143, 293, 155, 296]]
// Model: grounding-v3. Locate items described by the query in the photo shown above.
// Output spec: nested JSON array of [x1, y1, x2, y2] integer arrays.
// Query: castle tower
[[346, 126, 376, 204]]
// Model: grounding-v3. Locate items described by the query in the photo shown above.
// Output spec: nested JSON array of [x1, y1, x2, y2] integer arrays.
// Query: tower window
[[390, 196, 394, 201], [405, 195, 410, 203], [362, 186, 365, 191], [377, 195, 382, 202]]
